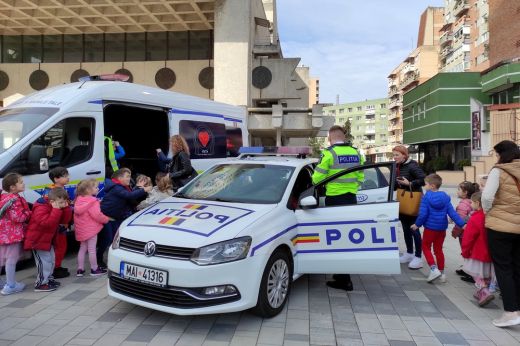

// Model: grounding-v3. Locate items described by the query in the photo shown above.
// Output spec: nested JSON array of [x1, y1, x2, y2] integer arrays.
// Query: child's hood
[[425, 190, 451, 210], [74, 195, 98, 215], [0, 192, 18, 209]]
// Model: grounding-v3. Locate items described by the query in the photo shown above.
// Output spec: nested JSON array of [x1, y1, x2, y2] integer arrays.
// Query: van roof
[[8, 81, 246, 120]]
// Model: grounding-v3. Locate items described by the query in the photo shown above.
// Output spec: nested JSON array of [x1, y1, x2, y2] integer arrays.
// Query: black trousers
[[399, 214, 422, 257], [487, 228, 520, 312], [326, 192, 357, 284]]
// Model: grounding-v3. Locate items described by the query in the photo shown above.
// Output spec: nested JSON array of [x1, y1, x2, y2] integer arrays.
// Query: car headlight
[[111, 228, 121, 250], [190, 236, 252, 266]]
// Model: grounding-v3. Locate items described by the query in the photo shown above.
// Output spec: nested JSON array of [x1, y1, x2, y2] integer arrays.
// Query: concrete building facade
[[0, 0, 330, 145], [488, 0, 520, 66], [324, 98, 389, 162], [439, 0, 490, 73]]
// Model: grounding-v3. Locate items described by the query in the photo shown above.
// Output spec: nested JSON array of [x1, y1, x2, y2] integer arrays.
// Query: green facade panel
[[481, 63, 520, 93], [402, 73, 489, 145]]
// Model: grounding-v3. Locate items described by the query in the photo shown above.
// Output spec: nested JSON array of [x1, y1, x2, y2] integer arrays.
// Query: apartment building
[[488, 0, 520, 66], [309, 77, 320, 107], [324, 98, 389, 162], [383, 7, 444, 153], [439, 0, 490, 73]]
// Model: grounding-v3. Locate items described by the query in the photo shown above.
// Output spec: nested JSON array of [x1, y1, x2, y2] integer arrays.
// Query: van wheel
[[252, 249, 292, 317]]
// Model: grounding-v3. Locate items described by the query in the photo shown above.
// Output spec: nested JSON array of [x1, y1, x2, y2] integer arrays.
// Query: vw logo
[[144, 241, 156, 257]]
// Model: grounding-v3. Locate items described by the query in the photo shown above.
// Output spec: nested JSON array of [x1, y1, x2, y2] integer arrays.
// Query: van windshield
[[0, 107, 58, 154], [178, 163, 295, 204]]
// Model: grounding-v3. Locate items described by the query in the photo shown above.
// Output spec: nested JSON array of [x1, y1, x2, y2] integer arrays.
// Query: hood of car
[[118, 197, 277, 248]]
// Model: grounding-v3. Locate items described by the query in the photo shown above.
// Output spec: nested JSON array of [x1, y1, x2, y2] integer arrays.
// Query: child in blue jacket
[[412, 174, 466, 283]]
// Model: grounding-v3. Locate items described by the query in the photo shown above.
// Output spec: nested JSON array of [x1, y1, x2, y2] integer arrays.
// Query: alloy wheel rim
[[267, 259, 289, 308]]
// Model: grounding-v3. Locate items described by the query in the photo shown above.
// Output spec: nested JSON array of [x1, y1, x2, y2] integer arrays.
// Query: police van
[[0, 75, 248, 202], [107, 147, 400, 317]]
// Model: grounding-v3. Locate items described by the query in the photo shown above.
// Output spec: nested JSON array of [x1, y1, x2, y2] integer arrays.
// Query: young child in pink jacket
[[74, 179, 110, 277]]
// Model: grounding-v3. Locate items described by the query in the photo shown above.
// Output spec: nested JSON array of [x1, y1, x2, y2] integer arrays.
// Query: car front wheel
[[252, 249, 292, 317]]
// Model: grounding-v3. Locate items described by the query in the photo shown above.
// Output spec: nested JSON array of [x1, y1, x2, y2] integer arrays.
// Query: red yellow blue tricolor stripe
[[184, 204, 207, 210], [159, 217, 185, 226], [292, 233, 320, 244]]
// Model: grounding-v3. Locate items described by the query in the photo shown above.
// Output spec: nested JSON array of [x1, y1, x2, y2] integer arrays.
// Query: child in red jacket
[[0, 173, 31, 295], [461, 191, 496, 307], [24, 188, 70, 292]]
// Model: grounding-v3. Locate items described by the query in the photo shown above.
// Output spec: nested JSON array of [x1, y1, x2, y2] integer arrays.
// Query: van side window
[[226, 128, 243, 157], [5, 117, 94, 175]]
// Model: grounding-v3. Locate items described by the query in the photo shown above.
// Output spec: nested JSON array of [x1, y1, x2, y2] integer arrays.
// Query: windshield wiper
[[173, 192, 188, 199], [212, 197, 233, 202]]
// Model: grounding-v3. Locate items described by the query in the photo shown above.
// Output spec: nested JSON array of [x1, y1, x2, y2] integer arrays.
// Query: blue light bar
[[239, 146, 311, 155], [79, 74, 130, 82]]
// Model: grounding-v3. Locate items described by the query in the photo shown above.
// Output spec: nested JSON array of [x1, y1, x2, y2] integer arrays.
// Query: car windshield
[[0, 107, 58, 154], [179, 163, 295, 204]]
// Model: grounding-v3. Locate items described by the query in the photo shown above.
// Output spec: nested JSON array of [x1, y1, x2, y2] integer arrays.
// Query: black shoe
[[455, 269, 466, 276], [332, 274, 351, 282], [53, 267, 70, 279], [326, 280, 354, 291], [460, 276, 475, 283], [98, 261, 107, 270], [49, 279, 61, 287]]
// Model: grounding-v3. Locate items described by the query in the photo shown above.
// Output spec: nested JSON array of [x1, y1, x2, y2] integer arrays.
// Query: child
[[98, 168, 151, 267], [411, 174, 466, 283], [137, 172, 174, 210], [74, 179, 110, 277], [0, 173, 31, 295], [461, 191, 496, 307], [24, 187, 70, 292], [43, 167, 73, 279]]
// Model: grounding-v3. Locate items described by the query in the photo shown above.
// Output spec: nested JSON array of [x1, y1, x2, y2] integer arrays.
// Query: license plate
[[120, 262, 168, 287]]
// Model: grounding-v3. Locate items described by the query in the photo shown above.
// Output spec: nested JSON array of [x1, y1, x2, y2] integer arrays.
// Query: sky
[[277, 0, 444, 104]]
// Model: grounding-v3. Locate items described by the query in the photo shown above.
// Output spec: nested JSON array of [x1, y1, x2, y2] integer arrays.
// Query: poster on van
[[179, 120, 226, 159]]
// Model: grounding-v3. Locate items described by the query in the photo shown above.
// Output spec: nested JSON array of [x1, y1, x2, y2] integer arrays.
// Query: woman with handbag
[[158, 135, 198, 191], [393, 145, 426, 270], [482, 140, 520, 327]]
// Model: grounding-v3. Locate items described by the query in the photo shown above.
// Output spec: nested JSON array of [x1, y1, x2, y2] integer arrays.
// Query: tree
[[308, 136, 326, 158], [343, 119, 354, 142]]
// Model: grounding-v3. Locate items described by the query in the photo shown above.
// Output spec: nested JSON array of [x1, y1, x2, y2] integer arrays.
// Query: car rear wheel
[[252, 249, 292, 317]]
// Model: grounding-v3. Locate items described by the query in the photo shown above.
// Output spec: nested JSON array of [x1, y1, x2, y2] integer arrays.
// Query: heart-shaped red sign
[[198, 131, 210, 147]]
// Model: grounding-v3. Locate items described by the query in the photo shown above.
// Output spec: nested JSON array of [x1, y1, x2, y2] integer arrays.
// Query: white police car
[[108, 147, 400, 317]]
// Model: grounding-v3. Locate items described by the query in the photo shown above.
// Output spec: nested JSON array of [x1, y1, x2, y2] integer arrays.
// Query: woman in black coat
[[157, 135, 197, 190], [393, 145, 426, 270]]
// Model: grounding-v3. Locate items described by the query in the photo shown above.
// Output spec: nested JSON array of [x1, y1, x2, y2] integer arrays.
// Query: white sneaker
[[439, 274, 446, 283], [492, 311, 520, 328], [427, 268, 442, 283], [1, 282, 26, 296], [408, 256, 423, 269], [399, 253, 414, 264]]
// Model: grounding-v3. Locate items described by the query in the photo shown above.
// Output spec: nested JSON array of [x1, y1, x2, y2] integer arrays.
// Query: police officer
[[104, 136, 126, 178], [312, 125, 365, 291]]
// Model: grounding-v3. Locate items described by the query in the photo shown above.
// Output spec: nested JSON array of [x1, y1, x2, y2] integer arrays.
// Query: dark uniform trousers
[[326, 193, 357, 284]]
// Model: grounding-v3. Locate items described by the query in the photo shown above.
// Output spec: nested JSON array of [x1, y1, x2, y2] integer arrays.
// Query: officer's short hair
[[329, 125, 345, 136]]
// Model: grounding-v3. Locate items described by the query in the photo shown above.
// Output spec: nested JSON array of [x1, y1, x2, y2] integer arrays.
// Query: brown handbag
[[396, 187, 423, 216]]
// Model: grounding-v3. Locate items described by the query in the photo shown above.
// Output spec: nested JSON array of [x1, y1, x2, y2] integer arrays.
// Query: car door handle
[[375, 215, 390, 222], [86, 171, 101, 175]]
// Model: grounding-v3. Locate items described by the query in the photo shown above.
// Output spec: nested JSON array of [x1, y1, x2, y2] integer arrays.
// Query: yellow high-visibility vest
[[104, 136, 119, 172]]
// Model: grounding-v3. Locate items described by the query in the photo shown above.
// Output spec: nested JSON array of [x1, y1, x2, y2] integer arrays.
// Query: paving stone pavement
[[1, 188, 520, 345]]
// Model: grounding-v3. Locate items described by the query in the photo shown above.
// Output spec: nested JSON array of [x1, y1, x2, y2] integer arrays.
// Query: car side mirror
[[299, 196, 318, 209], [39, 158, 49, 171]]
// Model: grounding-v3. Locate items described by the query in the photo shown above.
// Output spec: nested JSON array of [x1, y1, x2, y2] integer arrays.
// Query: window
[[126, 33, 146, 61], [357, 106, 362, 111], [43, 35, 63, 62], [226, 128, 243, 157], [168, 31, 189, 60], [2, 36, 22, 63], [84, 34, 104, 62], [146, 32, 167, 61], [339, 118, 345, 123], [365, 105, 375, 110], [189, 30, 212, 59], [348, 108, 353, 112], [23, 36, 42, 63], [380, 103, 386, 109], [356, 116, 361, 121], [423, 101, 426, 119], [380, 114, 387, 118], [64, 35, 84, 62], [105, 33, 125, 62], [339, 109, 344, 114], [4, 117, 95, 175]]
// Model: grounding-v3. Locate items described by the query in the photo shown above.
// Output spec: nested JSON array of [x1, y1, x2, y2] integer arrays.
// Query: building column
[[214, 0, 253, 106]]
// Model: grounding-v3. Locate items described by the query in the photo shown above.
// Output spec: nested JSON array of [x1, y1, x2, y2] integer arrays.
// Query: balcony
[[365, 118, 375, 124], [388, 135, 398, 143], [399, 72, 419, 89], [402, 64, 417, 75], [365, 109, 376, 115], [365, 128, 376, 135], [388, 123, 402, 131], [388, 111, 400, 121], [388, 86, 399, 97], [388, 78, 397, 88], [440, 46, 453, 58], [389, 99, 401, 109], [454, 0, 470, 17], [439, 32, 453, 46]]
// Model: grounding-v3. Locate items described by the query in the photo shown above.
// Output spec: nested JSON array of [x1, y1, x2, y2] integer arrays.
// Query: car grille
[[119, 237, 195, 260], [109, 273, 240, 309]]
